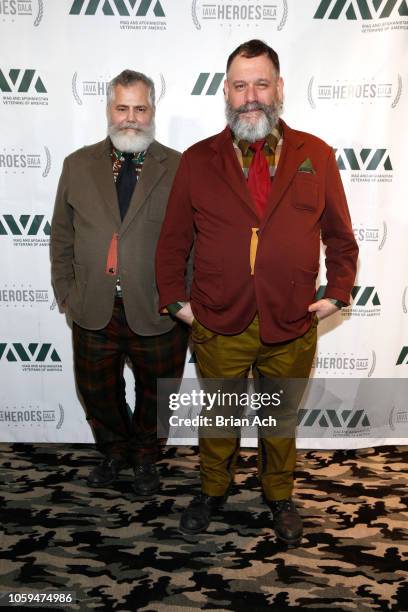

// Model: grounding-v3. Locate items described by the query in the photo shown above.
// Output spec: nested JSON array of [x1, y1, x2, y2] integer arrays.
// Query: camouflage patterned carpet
[[0, 443, 407, 612]]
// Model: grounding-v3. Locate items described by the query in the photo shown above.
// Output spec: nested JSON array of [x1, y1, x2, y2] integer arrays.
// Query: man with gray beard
[[156, 41, 358, 544], [51, 70, 188, 495]]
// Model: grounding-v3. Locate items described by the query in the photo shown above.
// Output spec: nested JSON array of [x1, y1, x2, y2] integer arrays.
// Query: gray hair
[[106, 69, 155, 108]]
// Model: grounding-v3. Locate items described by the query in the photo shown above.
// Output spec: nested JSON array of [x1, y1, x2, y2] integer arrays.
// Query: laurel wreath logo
[[157, 73, 166, 104], [389, 406, 395, 431], [42, 146, 51, 178], [368, 350, 376, 378], [191, 0, 201, 30], [56, 404, 64, 429], [307, 77, 316, 109], [278, 0, 288, 30], [391, 74, 402, 108], [72, 72, 82, 106], [34, 0, 43, 27], [402, 287, 407, 314], [378, 221, 387, 251]]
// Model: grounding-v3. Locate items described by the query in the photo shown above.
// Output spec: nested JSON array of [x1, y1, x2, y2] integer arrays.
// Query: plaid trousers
[[73, 297, 188, 465]]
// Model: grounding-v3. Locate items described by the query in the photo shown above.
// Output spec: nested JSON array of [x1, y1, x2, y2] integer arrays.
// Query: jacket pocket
[[191, 261, 223, 309], [284, 267, 318, 323], [66, 262, 87, 319], [292, 175, 319, 212], [147, 188, 169, 223]]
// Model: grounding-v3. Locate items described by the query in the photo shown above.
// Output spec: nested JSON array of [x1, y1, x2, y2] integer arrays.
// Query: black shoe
[[179, 493, 227, 535], [87, 457, 125, 488], [267, 498, 303, 546], [133, 462, 160, 497]]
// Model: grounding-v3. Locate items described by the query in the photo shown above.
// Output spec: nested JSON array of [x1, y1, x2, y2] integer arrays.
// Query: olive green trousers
[[192, 315, 317, 501]]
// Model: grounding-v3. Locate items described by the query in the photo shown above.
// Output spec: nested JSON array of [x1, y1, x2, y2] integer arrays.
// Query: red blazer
[[156, 121, 358, 343]]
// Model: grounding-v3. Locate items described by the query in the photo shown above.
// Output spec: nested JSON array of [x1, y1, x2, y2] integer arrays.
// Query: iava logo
[[396, 346, 408, 365], [316, 285, 381, 317], [191, 73, 224, 96], [0, 343, 62, 372], [298, 407, 371, 430], [313, 0, 408, 32], [0, 68, 48, 106], [0, 214, 51, 247], [335, 147, 393, 183], [69, 0, 167, 30]]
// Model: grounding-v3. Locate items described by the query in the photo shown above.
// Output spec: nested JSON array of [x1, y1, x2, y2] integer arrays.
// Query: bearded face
[[108, 118, 155, 153], [225, 99, 282, 142], [107, 82, 155, 153], [224, 53, 284, 142]]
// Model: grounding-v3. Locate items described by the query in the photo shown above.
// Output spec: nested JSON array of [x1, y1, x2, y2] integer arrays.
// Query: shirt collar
[[234, 122, 283, 156], [110, 143, 146, 163]]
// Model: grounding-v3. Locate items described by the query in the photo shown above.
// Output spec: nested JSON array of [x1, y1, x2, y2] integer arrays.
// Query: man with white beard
[[156, 41, 358, 544], [51, 70, 188, 495]]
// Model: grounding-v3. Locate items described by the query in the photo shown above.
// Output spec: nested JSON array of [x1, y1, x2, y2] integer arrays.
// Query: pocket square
[[298, 158, 315, 174]]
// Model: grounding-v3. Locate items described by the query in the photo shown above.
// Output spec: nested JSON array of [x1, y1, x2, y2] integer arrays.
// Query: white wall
[[0, 0, 407, 447]]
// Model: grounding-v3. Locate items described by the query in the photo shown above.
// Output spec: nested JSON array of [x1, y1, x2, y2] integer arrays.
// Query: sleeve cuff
[[166, 302, 187, 316], [326, 297, 347, 309]]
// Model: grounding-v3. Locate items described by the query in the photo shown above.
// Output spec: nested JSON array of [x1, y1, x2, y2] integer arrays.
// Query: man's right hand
[[176, 302, 194, 326]]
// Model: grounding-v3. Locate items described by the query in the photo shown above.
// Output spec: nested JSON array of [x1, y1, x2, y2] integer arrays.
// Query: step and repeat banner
[[0, 0, 407, 448]]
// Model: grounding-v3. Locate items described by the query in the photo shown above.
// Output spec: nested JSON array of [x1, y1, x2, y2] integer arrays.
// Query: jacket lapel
[[120, 140, 166, 235], [210, 127, 258, 218], [90, 137, 121, 226], [262, 121, 306, 226]]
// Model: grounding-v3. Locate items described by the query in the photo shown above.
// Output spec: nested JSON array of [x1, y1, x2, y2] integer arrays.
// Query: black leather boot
[[87, 457, 125, 488], [133, 462, 160, 497], [179, 493, 227, 534], [267, 498, 303, 546]]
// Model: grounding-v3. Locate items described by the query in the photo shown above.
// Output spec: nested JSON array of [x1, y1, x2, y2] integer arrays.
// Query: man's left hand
[[308, 299, 340, 320]]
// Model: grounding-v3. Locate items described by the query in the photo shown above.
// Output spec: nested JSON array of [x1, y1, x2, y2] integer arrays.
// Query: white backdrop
[[0, 0, 407, 448]]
